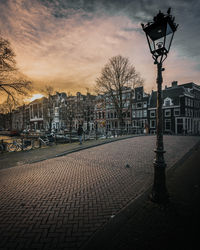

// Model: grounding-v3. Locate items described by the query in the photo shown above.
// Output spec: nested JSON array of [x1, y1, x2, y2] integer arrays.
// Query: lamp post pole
[[150, 62, 168, 203], [141, 8, 178, 203]]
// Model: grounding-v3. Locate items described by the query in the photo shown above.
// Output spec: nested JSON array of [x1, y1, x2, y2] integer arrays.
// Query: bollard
[[31, 139, 34, 149], [21, 138, 24, 151]]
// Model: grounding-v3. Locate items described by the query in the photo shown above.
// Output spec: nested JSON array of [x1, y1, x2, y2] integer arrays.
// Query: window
[[143, 102, 147, 108], [137, 93, 141, 100], [124, 100, 130, 107], [177, 118, 183, 124], [150, 110, 155, 118], [185, 108, 187, 116], [164, 97, 173, 106], [165, 109, 171, 117], [132, 111, 136, 118], [143, 110, 147, 117], [141, 120, 145, 128], [165, 119, 171, 131], [132, 103, 136, 109], [38, 104, 43, 118], [136, 102, 142, 109], [30, 105, 33, 119], [135, 110, 142, 118], [132, 90, 135, 99], [174, 108, 180, 116], [132, 120, 136, 127], [185, 98, 187, 106], [150, 120, 156, 128], [186, 108, 190, 117], [165, 100, 170, 106]]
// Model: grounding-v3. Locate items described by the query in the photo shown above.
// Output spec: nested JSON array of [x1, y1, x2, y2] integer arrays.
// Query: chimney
[[171, 81, 178, 87]]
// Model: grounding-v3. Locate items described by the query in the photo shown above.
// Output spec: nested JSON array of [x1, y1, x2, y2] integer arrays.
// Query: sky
[[0, 0, 199, 95]]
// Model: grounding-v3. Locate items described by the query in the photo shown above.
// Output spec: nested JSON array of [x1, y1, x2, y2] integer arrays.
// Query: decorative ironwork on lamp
[[141, 8, 178, 64]]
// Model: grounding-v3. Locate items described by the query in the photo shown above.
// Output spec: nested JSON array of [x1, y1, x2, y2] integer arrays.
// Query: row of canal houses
[[95, 81, 200, 135], [9, 81, 200, 135]]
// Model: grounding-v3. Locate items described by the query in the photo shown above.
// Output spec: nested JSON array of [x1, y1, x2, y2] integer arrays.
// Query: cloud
[[0, 0, 199, 95]]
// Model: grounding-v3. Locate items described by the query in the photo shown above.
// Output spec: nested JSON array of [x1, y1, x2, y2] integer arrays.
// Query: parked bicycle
[[38, 136, 50, 146], [7, 139, 32, 152], [39, 134, 55, 147]]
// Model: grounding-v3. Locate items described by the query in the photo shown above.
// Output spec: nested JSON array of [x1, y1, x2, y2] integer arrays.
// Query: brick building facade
[[148, 81, 200, 135], [1, 82, 200, 136]]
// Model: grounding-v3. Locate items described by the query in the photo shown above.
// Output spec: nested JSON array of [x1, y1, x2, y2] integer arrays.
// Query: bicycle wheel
[[7, 143, 18, 152]]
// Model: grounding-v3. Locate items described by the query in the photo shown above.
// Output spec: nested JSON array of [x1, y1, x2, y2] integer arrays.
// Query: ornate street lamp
[[141, 8, 178, 203]]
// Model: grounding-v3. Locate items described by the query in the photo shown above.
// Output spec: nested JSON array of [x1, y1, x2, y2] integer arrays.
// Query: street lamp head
[[141, 8, 178, 63]]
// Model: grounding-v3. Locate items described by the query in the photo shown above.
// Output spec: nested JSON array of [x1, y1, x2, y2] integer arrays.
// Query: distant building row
[[95, 81, 200, 135], [1, 81, 200, 135]]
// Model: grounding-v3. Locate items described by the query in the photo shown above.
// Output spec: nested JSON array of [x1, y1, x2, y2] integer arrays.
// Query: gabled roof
[[149, 86, 193, 108], [180, 82, 200, 91]]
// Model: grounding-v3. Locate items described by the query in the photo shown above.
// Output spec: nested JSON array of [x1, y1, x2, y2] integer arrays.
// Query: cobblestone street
[[0, 135, 199, 250]]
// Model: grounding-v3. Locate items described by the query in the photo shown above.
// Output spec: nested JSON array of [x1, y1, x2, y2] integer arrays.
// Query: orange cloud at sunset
[[0, 0, 199, 95]]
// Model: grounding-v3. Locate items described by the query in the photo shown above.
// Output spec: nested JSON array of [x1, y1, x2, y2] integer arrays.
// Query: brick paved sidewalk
[[0, 135, 199, 250]]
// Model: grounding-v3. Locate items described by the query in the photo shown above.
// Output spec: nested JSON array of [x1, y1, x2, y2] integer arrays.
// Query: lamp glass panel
[[166, 22, 173, 35], [147, 24, 166, 41], [148, 35, 156, 52], [164, 32, 173, 51]]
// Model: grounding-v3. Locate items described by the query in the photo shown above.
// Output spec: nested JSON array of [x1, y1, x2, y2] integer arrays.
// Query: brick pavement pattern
[[0, 136, 199, 250]]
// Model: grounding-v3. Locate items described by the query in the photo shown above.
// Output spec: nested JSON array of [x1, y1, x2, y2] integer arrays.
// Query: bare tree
[[0, 36, 32, 101], [95, 55, 144, 132], [0, 96, 19, 130]]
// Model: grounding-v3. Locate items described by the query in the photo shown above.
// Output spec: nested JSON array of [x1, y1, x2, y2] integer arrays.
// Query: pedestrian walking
[[77, 124, 83, 145]]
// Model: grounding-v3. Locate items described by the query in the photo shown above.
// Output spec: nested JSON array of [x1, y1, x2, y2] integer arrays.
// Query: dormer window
[[163, 97, 173, 106], [165, 100, 170, 106]]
